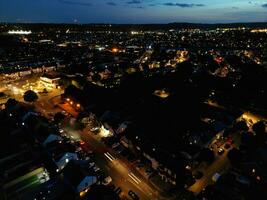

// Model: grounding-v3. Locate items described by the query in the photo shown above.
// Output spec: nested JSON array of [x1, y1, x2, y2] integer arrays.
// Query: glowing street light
[[112, 48, 118, 53]]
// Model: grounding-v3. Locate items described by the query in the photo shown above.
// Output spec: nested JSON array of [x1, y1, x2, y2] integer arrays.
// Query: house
[[62, 161, 97, 197], [43, 134, 62, 147], [55, 152, 78, 171]]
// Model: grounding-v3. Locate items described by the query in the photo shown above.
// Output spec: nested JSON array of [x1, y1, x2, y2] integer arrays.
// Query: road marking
[[128, 173, 141, 184], [104, 153, 113, 161], [130, 172, 141, 183], [104, 152, 116, 162], [106, 152, 116, 160]]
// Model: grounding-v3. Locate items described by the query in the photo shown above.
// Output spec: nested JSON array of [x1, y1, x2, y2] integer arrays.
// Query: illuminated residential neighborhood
[[0, 1, 267, 200]]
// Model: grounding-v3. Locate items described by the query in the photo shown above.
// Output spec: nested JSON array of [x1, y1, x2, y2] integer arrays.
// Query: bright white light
[[8, 30, 32, 35], [100, 125, 111, 138]]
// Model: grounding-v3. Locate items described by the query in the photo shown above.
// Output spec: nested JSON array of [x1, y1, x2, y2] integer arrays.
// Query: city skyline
[[1, 0, 267, 24]]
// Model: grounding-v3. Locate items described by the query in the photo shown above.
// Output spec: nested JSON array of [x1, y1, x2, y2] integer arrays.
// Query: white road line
[[128, 173, 141, 184], [106, 152, 116, 160], [104, 153, 114, 161], [129, 172, 141, 183]]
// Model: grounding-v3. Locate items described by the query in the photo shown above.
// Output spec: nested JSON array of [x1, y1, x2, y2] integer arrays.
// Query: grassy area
[[6, 175, 39, 195]]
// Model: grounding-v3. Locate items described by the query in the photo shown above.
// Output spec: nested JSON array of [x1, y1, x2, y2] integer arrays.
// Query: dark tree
[[233, 120, 249, 132], [54, 112, 65, 124], [198, 148, 215, 163], [252, 121, 266, 135], [23, 90, 38, 103], [91, 73, 102, 82], [227, 148, 242, 166], [64, 85, 82, 101], [253, 121, 267, 147], [0, 92, 5, 97], [5, 98, 18, 110]]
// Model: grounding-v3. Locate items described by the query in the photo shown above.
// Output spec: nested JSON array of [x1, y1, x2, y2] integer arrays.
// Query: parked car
[[102, 176, 112, 185], [111, 142, 120, 149], [114, 187, 122, 195], [88, 162, 95, 168], [93, 166, 100, 172], [218, 148, 225, 155], [128, 190, 139, 200]]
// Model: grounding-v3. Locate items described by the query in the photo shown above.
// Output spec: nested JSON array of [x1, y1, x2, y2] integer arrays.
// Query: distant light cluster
[[8, 30, 32, 35], [251, 29, 267, 33]]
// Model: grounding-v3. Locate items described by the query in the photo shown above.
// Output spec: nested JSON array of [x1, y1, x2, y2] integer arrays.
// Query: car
[[61, 111, 68, 116], [111, 142, 120, 149], [85, 156, 91, 161], [75, 146, 82, 151], [93, 166, 100, 172], [90, 127, 100, 134], [114, 187, 122, 195], [218, 148, 225, 155], [102, 176, 112, 185], [88, 162, 95, 168], [80, 140, 86, 145], [90, 127, 100, 132], [128, 190, 140, 200]]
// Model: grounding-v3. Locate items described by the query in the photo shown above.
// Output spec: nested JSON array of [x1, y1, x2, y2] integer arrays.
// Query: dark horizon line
[[1, 21, 267, 26]]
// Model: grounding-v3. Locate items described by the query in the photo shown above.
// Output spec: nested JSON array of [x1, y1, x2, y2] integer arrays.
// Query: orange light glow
[[112, 48, 118, 53]]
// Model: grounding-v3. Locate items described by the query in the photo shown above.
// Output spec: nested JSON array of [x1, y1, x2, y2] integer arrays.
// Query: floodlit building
[[40, 76, 60, 88]]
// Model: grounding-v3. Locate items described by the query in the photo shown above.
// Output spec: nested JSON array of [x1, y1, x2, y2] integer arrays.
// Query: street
[[62, 124, 160, 200]]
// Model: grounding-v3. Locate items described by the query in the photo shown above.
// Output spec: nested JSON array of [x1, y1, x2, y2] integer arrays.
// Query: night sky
[[0, 0, 267, 23]]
